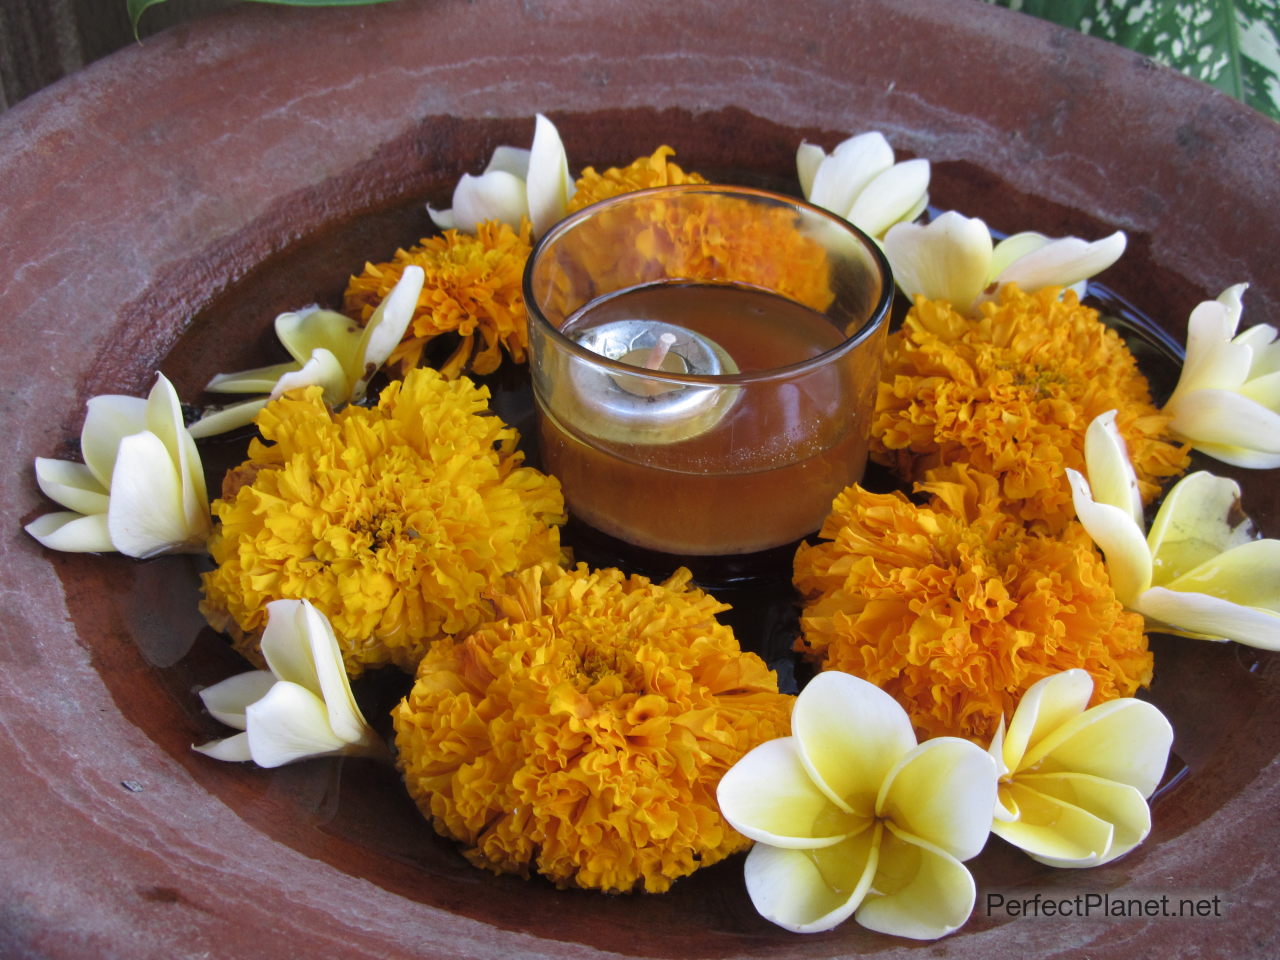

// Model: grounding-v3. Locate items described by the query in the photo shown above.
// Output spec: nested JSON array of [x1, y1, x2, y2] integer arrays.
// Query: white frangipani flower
[[428, 113, 573, 237], [26, 373, 210, 558], [883, 210, 1127, 314], [796, 131, 929, 239], [989, 669, 1172, 868], [1163, 284, 1280, 468], [195, 599, 385, 768], [717, 671, 996, 940], [1067, 410, 1280, 649], [188, 265, 425, 437]]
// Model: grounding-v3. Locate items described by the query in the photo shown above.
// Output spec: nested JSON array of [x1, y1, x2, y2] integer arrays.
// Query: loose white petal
[[1022, 698, 1173, 797], [33, 458, 109, 515], [197, 670, 276, 729], [846, 159, 930, 238], [991, 230, 1126, 293], [1084, 411, 1144, 527], [808, 131, 894, 218], [883, 212, 993, 310], [742, 825, 880, 933], [526, 113, 573, 237], [244, 681, 349, 768], [1066, 468, 1152, 603], [793, 671, 916, 815], [1138, 587, 1280, 650], [24, 511, 114, 553], [856, 824, 976, 940], [106, 432, 203, 558], [877, 737, 996, 862], [718, 737, 866, 847]]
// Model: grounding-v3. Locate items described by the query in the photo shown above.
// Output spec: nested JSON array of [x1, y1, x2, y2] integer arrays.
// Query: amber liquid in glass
[[538, 283, 870, 563]]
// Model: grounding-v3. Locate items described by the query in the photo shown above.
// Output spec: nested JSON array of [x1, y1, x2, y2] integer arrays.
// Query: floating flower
[[717, 671, 996, 939], [1162, 284, 1280, 468], [872, 284, 1188, 531], [793, 466, 1153, 742], [1067, 410, 1280, 649], [393, 563, 793, 894], [883, 211, 1126, 314], [200, 368, 565, 677], [344, 220, 532, 378], [189, 266, 425, 437], [566, 144, 707, 212], [428, 113, 573, 238], [989, 669, 1172, 868], [26, 372, 210, 557], [796, 131, 929, 239], [195, 598, 385, 767]]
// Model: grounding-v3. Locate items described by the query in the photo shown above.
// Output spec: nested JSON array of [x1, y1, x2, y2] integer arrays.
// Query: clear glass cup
[[525, 184, 892, 579]]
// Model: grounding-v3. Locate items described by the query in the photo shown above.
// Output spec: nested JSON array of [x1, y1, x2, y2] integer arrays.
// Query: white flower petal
[[1084, 410, 1144, 527], [1022, 698, 1173, 797], [883, 211, 993, 310], [197, 670, 277, 729], [807, 131, 894, 218], [718, 737, 866, 848], [877, 737, 996, 862], [24, 510, 114, 553], [988, 231, 1050, 279], [274, 307, 363, 370], [205, 361, 304, 395], [794, 671, 916, 816], [1170, 300, 1254, 398], [301, 600, 374, 745], [271, 348, 349, 402], [1066, 468, 1152, 603], [1167, 388, 1280, 458], [991, 230, 1126, 294], [450, 170, 528, 233], [143, 373, 209, 537], [846, 159, 930, 239], [795, 141, 826, 199], [526, 113, 573, 237], [1137, 586, 1280, 649], [1016, 771, 1151, 865], [187, 398, 270, 439], [992, 780, 1115, 867], [193, 731, 254, 763], [426, 205, 456, 230], [742, 825, 880, 933], [1001, 669, 1093, 774], [81, 394, 147, 487], [106, 431, 205, 558], [1146, 471, 1256, 584], [1216, 282, 1249, 330], [33, 458, 109, 515], [353, 265, 425, 395], [260, 599, 324, 695], [244, 681, 348, 768], [484, 145, 531, 178], [856, 824, 975, 940]]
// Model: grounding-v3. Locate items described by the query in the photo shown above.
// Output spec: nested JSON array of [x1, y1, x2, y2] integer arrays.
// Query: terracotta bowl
[[3, 1, 1278, 957]]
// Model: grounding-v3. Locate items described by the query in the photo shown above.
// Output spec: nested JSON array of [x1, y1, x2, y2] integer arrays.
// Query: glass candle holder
[[525, 184, 892, 577]]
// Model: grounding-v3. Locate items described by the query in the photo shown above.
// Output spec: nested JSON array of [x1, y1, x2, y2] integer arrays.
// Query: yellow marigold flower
[[872, 285, 1189, 532], [393, 563, 794, 894], [200, 368, 565, 677], [567, 145, 708, 212], [343, 219, 533, 379], [793, 467, 1152, 743]]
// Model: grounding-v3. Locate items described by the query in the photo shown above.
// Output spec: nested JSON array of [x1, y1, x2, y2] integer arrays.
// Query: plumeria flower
[[883, 210, 1127, 314], [990, 669, 1172, 868], [796, 131, 930, 239], [1067, 410, 1280, 649], [188, 265, 424, 437], [26, 372, 210, 558], [1163, 284, 1280, 468], [428, 113, 573, 237], [195, 599, 385, 768], [717, 671, 996, 939]]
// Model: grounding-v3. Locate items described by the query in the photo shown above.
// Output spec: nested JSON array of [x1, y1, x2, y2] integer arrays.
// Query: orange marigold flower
[[567, 145, 708, 212], [200, 368, 565, 677], [793, 467, 1152, 743], [872, 285, 1189, 531], [393, 563, 793, 894], [343, 219, 533, 379]]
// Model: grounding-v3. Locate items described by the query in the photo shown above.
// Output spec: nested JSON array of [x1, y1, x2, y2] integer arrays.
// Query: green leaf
[[129, 0, 402, 37], [986, 0, 1280, 122]]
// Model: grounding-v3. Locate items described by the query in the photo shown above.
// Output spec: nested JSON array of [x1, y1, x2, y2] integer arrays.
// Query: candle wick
[[644, 333, 678, 371]]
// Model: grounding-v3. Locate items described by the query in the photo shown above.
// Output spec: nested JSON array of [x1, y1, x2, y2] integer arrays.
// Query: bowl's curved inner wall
[[53, 107, 1280, 958]]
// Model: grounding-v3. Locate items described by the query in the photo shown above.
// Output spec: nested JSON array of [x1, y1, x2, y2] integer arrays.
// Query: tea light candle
[[567, 319, 740, 445]]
